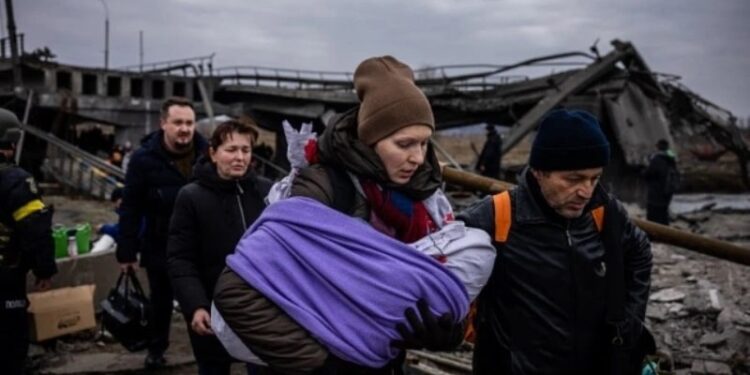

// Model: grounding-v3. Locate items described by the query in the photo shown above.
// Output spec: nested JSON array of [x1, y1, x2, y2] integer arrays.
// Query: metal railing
[[19, 122, 124, 199], [117, 53, 216, 76], [213, 65, 354, 90], [212, 52, 593, 95]]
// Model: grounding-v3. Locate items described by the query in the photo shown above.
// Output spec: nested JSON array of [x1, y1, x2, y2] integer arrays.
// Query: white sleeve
[[211, 303, 268, 365], [410, 222, 496, 301]]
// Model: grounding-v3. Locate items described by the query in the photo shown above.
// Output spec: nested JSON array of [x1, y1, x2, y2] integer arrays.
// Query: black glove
[[391, 299, 464, 351]]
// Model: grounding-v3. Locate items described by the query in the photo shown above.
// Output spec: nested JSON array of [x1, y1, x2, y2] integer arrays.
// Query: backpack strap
[[493, 191, 605, 242], [492, 191, 512, 243], [592, 205, 605, 233]]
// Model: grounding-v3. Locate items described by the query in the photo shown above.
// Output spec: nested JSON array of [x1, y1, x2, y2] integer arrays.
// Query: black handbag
[[100, 269, 152, 352]]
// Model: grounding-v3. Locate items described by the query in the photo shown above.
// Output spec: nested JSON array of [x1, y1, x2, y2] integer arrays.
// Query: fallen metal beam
[[14, 88, 33, 164], [431, 140, 464, 171], [442, 167, 750, 267], [501, 41, 635, 154]]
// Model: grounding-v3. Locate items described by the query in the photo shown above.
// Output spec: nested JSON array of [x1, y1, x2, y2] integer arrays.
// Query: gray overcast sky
[[12, 0, 750, 119]]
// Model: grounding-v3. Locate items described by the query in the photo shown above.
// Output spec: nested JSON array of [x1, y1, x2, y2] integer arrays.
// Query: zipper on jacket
[[565, 219, 579, 360], [236, 181, 248, 230]]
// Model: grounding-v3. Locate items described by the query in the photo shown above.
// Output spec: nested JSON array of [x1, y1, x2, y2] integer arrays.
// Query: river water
[[671, 193, 750, 215]]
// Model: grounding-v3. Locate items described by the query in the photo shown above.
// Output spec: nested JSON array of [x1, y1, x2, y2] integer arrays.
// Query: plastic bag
[[410, 221, 496, 301], [100, 269, 152, 352], [266, 121, 316, 204]]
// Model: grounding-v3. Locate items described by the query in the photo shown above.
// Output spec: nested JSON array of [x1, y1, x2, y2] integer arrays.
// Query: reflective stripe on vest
[[12, 199, 45, 222], [591, 206, 605, 232], [492, 191, 511, 242]]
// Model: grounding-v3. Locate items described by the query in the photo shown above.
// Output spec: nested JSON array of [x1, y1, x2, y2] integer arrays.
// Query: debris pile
[[642, 197, 750, 374], [24, 195, 750, 374]]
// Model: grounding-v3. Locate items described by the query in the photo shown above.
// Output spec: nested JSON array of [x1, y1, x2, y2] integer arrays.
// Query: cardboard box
[[27, 284, 97, 341]]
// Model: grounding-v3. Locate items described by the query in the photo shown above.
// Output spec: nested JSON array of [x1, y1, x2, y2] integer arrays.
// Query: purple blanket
[[226, 197, 469, 367]]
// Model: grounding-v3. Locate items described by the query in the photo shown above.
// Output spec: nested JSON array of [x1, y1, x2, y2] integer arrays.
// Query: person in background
[[109, 144, 124, 168], [117, 97, 208, 370], [475, 124, 502, 180], [167, 119, 272, 375], [644, 139, 679, 225], [122, 141, 133, 173], [0, 108, 56, 375], [460, 109, 653, 374]]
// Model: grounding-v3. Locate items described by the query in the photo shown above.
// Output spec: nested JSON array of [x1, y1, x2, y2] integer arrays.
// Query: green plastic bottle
[[52, 225, 68, 259], [75, 223, 92, 255]]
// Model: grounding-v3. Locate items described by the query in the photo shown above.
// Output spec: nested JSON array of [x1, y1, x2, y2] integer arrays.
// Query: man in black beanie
[[459, 109, 653, 374]]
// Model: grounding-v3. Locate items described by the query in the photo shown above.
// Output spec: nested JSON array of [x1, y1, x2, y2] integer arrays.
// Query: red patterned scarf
[[360, 180, 436, 243]]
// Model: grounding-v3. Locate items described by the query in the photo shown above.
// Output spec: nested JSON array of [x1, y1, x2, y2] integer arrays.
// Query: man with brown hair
[[117, 97, 208, 369]]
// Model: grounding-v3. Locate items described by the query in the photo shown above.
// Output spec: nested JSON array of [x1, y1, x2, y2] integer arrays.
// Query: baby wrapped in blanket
[[212, 120, 495, 369], [212, 193, 495, 368]]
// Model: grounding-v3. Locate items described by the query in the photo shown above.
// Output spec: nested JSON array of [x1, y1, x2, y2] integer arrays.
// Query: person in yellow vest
[[459, 109, 653, 374], [0, 108, 56, 375]]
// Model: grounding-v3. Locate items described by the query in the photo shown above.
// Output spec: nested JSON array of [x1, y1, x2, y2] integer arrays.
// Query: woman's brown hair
[[209, 119, 260, 150]]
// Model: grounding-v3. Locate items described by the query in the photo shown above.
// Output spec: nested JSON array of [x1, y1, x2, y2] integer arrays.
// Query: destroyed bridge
[[0, 39, 747, 203]]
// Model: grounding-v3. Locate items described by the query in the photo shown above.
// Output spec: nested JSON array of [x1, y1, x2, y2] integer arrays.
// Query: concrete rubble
[[640, 198, 750, 374]]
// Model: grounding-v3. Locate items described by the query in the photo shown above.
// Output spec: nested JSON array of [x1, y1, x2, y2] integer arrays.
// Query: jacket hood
[[316, 107, 442, 201], [193, 155, 260, 192]]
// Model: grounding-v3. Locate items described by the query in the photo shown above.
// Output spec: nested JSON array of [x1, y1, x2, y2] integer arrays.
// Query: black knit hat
[[529, 109, 610, 171]]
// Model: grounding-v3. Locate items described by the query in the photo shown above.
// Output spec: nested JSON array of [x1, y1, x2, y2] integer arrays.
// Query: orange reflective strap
[[591, 206, 605, 233], [492, 191, 512, 243], [463, 302, 478, 343]]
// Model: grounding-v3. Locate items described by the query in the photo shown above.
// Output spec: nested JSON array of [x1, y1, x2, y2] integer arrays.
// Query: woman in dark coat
[[167, 119, 272, 375]]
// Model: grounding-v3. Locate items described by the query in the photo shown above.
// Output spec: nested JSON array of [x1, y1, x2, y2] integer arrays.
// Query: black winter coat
[[167, 157, 271, 362], [644, 152, 678, 207], [459, 169, 652, 374], [0, 160, 56, 279], [117, 130, 207, 267], [476, 130, 502, 178]]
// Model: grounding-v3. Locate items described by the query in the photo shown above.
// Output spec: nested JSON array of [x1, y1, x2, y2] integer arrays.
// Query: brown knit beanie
[[353, 56, 435, 145]]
